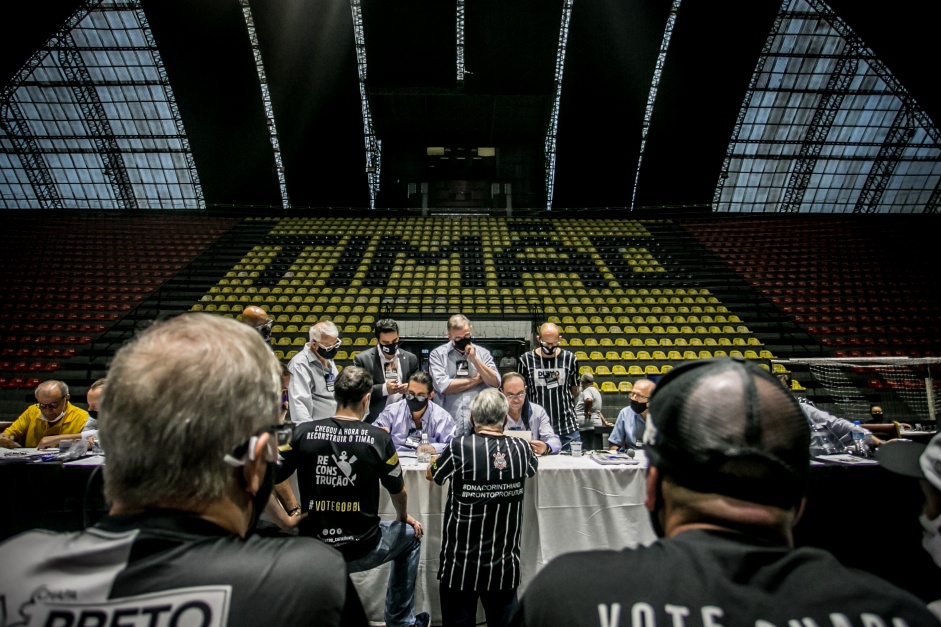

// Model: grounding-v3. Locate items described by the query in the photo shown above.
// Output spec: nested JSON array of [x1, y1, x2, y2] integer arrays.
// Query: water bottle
[[851, 420, 867, 457], [417, 433, 431, 463]]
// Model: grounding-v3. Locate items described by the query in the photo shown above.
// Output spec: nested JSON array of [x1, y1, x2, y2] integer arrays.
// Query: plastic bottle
[[851, 420, 867, 456], [417, 432, 431, 463]]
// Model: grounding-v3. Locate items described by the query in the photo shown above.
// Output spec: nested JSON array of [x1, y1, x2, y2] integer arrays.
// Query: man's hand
[[530, 440, 549, 456], [386, 380, 407, 395], [417, 443, 436, 458], [405, 515, 424, 539], [37, 435, 63, 450], [0, 434, 19, 449], [425, 455, 439, 481], [464, 343, 477, 361]]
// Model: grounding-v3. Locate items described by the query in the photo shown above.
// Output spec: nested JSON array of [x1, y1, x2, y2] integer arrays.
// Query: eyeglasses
[[224, 423, 293, 466], [503, 391, 526, 399], [37, 398, 66, 410], [318, 339, 342, 350], [629, 392, 650, 401], [405, 393, 429, 403]]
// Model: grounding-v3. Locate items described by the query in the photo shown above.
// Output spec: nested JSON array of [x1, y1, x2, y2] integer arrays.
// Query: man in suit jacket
[[354, 318, 419, 424]]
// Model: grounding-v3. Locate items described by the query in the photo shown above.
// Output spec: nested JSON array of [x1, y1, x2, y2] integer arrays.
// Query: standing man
[[0, 314, 366, 626], [0, 380, 88, 449], [513, 358, 937, 626], [374, 371, 456, 454], [500, 372, 560, 456], [426, 389, 538, 627], [277, 366, 428, 627], [354, 318, 419, 424], [429, 314, 501, 436], [608, 379, 656, 451], [519, 323, 580, 451], [574, 373, 610, 450], [287, 320, 341, 423]]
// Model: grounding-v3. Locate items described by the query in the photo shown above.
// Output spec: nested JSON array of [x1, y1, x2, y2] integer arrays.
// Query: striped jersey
[[519, 349, 579, 436], [432, 433, 538, 591]]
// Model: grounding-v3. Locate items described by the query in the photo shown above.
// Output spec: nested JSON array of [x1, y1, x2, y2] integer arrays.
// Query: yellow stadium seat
[[667, 351, 682, 360], [636, 351, 651, 360], [621, 351, 636, 360], [628, 365, 644, 376], [579, 366, 594, 376], [601, 381, 618, 394], [584, 338, 599, 347], [575, 351, 590, 361], [569, 338, 584, 347], [660, 365, 673, 374], [683, 351, 698, 360], [729, 350, 744, 359], [652, 351, 667, 360], [759, 350, 777, 359], [334, 351, 349, 361], [713, 350, 728, 358], [744, 350, 760, 359], [589, 351, 605, 361], [698, 351, 712, 359], [645, 365, 660, 375], [618, 381, 633, 393], [595, 365, 612, 376], [612, 365, 628, 376], [605, 351, 620, 361]]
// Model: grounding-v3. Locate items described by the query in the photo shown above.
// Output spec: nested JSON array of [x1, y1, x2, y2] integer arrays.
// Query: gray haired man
[[288, 319, 342, 422], [0, 313, 366, 626]]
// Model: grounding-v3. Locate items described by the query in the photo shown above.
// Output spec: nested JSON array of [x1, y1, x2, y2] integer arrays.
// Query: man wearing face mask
[[607, 379, 656, 451], [241, 304, 274, 346], [513, 358, 937, 626], [374, 371, 456, 454], [0, 314, 367, 626], [277, 366, 429, 627], [0, 379, 88, 449], [34, 378, 106, 451], [354, 318, 420, 424], [519, 323, 581, 452], [429, 314, 501, 436], [287, 320, 341, 423], [501, 372, 561, 456], [877, 434, 941, 619]]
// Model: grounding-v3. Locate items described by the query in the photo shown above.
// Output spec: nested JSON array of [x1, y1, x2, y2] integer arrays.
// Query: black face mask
[[540, 343, 557, 356], [453, 337, 472, 351], [87, 410, 98, 421], [248, 460, 277, 535], [380, 342, 398, 356], [406, 396, 429, 413], [317, 345, 339, 360], [630, 399, 648, 414]]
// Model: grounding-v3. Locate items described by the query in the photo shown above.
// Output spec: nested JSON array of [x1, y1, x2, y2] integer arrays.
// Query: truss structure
[[350, 0, 380, 210], [544, 0, 574, 211]]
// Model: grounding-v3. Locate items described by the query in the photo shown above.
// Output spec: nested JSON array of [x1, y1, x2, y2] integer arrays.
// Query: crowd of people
[[0, 309, 937, 626]]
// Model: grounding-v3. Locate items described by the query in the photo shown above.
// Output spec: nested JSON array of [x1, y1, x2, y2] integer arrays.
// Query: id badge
[[455, 359, 470, 377], [406, 428, 421, 449], [544, 370, 560, 390], [325, 372, 336, 393], [384, 360, 399, 381]]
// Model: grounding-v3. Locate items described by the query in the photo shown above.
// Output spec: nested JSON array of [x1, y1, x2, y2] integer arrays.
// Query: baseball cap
[[877, 433, 941, 492], [645, 358, 811, 509]]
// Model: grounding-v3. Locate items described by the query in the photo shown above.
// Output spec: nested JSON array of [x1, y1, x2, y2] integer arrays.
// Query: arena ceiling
[[1, 0, 939, 212]]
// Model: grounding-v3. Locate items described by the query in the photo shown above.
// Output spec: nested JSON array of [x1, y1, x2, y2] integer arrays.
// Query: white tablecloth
[[352, 452, 656, 624]]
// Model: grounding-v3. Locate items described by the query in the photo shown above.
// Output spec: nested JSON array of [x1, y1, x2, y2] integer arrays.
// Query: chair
[[575, 351, 590, 361], [620, 351, 636, 360], [601, 381, 618, 393], [589, 351, 605, 361], [618, 381, 633, 393], [595, 365, 612, 376], [644, 365, 660, 376], [628, 365, 644, 376], [612, 365, 628, 376], [667, 351, 682, 360], [636, 351, 651, 360], [698, 351, 712, 359], [579, 365, 595, 376]]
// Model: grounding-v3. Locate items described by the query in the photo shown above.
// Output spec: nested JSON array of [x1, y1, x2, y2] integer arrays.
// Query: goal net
[[773, 357, 940, 426]]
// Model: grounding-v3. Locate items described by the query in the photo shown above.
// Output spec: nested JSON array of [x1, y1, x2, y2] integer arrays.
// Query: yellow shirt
[[3, 403, 89, 448]]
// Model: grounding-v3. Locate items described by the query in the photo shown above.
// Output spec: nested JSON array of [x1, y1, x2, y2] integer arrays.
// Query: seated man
[[0, 379, 88, 449], [607, 379, 656, 451], [276, 366, 428, 627], [514, 358, 937, 626], [0, 313, 366, 626], [36, 378, 106, 451], [500, 372, 560, 456], [374, 370, 456, 454]]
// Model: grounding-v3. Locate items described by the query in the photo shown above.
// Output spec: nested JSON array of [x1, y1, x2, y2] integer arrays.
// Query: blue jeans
[[346, 521, 421, 627], [559, 429, 581, 452]]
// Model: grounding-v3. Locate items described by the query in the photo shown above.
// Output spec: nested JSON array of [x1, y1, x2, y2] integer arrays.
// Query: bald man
[[519, 322, 581, 451], [241, 305, 273, 343], [1, 380, 88, 449], [609, 379, 656, 451]]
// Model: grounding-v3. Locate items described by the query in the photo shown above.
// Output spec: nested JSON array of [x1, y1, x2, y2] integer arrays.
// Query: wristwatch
[[287, 506, 301, 516]]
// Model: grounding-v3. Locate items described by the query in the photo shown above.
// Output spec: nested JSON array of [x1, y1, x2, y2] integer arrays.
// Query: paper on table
[[504, 429, 532, 440], [815, 454, 879, 465]]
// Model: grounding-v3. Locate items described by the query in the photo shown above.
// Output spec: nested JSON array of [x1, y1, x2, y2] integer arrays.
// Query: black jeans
[[439, 582, 518, 627]]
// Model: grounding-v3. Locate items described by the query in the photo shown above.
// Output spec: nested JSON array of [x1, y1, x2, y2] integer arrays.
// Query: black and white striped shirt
[[431, 433, 538, 591], [519, 349, 579, 436]]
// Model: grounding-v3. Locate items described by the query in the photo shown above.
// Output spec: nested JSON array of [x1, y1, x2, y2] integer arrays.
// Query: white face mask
[[41, 409, 66, 424], [919, 511, 941, 568]]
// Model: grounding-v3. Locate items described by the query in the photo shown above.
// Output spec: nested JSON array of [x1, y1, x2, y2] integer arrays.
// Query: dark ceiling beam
[[140, 0, 280, 208]]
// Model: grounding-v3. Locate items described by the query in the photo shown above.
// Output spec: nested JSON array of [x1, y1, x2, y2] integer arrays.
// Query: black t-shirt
[[280, 416, 404, 560], [513, 529, 937, 626], [432, 433, 537, 591], [0, 510, 366, 627]]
